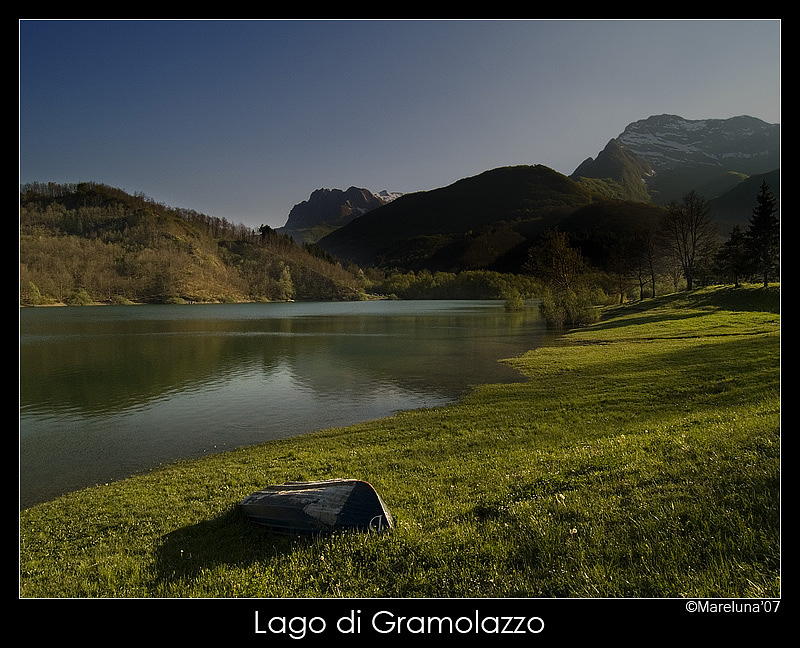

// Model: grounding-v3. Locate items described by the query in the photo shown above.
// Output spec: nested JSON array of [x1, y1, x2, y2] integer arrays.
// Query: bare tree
[[658, 190, 718, 290], [526, 228, 587, 293]]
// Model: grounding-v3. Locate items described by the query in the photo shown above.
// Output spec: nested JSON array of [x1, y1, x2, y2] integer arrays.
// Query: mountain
[[22, 114, 779, 302], [709, 168, 781, 233], [277, 186, 402, 244], [555, 200, 669, 268], [316, 115, 779, 273], [572, 114, 779, 205], [317, 165, 594, 271], [571, 138, 655, 203]]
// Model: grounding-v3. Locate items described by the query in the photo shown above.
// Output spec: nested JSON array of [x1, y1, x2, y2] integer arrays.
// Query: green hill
[[556, 200, 668, 267], [570, 138, 655, 203], [317, 159, 778, 277], [20, 163, 778, 306], [317, 165, 595, 271], [19, 182, 366, 305], [709, 169, 781, 234]]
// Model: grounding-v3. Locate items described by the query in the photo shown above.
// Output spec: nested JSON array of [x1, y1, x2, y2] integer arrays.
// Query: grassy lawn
[[19, 285, 780, 599]]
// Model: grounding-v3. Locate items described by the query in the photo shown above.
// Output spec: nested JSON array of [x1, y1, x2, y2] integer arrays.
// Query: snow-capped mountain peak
[[616, 114, 778, 172]]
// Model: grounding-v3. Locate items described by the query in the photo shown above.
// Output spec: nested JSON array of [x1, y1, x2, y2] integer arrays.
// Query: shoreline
[[20, 285, 780, 599]]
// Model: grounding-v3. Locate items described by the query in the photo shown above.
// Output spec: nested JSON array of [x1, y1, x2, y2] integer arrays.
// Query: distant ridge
[[314, 114, 778, 272], [571, 138, 654, 203], [21, 113, 780, 304], [277, 186, 402, 244], [572, 114, 779, 205], [317, 165, 594, 271]]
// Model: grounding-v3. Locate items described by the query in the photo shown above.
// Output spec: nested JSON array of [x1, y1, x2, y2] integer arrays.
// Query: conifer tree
[[714, 225, 749, 287], [746, 180, 780, 287]]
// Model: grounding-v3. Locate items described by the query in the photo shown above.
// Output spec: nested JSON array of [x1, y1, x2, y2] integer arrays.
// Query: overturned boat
[[239, 479, 394, 535]]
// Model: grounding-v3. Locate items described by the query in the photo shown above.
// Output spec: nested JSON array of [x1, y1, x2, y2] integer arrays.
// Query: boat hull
[[239, 479, 394, 535]]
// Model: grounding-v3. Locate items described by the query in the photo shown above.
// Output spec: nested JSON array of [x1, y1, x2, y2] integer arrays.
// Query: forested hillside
[[19, 182, 366, 305], [19, 182, 539, 306], [19, 166, 779, 310], [317, 165, 595, 271]]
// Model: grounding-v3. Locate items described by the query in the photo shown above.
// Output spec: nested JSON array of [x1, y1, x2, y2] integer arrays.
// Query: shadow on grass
[[584, 286, 780, 336], [585, 310, 705, 335], [153, 505, 313, 586]]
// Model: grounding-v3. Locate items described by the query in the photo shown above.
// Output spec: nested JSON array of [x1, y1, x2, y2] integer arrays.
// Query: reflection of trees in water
[[21, 306, 549, 415], [20, 302, 556, 508]]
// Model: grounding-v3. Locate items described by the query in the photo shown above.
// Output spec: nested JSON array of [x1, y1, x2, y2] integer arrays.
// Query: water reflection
[[20, 300, 553, 508]]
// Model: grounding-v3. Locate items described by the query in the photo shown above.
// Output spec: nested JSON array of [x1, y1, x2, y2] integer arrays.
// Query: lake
[[19, 300, 556, 509]]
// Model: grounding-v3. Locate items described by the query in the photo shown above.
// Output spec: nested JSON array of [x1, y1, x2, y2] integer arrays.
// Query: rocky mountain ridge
[[616, 114, 778, 173], [277, 186, 402, 244], [313, 114, 778, 272], [572, 114, 779, 204], [282, 114, 779, 246]]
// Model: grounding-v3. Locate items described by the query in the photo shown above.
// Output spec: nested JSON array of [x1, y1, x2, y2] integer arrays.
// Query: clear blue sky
[[19, 19, 781, 230]]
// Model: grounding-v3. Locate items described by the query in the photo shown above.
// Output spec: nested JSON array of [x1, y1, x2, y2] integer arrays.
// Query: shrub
[[540, 286, 600, 327], [65, 288, 93, 305]]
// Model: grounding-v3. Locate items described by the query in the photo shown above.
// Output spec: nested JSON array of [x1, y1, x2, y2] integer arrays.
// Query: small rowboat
[[239, 479, 394, 535]]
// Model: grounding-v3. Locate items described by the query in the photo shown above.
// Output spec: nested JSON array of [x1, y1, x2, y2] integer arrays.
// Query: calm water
[[20, 300, 555, 509]]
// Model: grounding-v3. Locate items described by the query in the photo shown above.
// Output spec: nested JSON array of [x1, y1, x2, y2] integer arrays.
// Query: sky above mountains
[[19, 19, 781, 229]]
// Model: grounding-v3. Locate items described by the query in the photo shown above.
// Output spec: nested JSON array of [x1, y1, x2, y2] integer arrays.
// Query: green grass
[[19, 284, 780, 598]]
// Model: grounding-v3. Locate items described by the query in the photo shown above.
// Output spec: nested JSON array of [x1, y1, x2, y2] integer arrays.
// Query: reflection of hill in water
[[20, 303, 549, 417], [20, 302, 556, 508]]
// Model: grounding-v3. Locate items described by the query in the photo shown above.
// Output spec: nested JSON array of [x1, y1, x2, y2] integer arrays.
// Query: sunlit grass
[[19, 285, 780, 598]]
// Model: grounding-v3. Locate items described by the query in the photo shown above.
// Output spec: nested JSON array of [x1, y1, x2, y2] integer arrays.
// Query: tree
[[714, 225, 749, 287], [607, 243, 635, 304], [659, 190, 718, 290], [525, 229, 598, 326], [632, 220, 665, 298], [525, 228, 587, 293], [277, 263, 295, 301], [746, 180, 780, 287]]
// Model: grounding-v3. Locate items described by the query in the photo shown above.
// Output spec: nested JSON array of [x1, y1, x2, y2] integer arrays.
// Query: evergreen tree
[[746, 180, 780, 287], [277, 263, 295, 301], [714, 225, 749, 287]]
